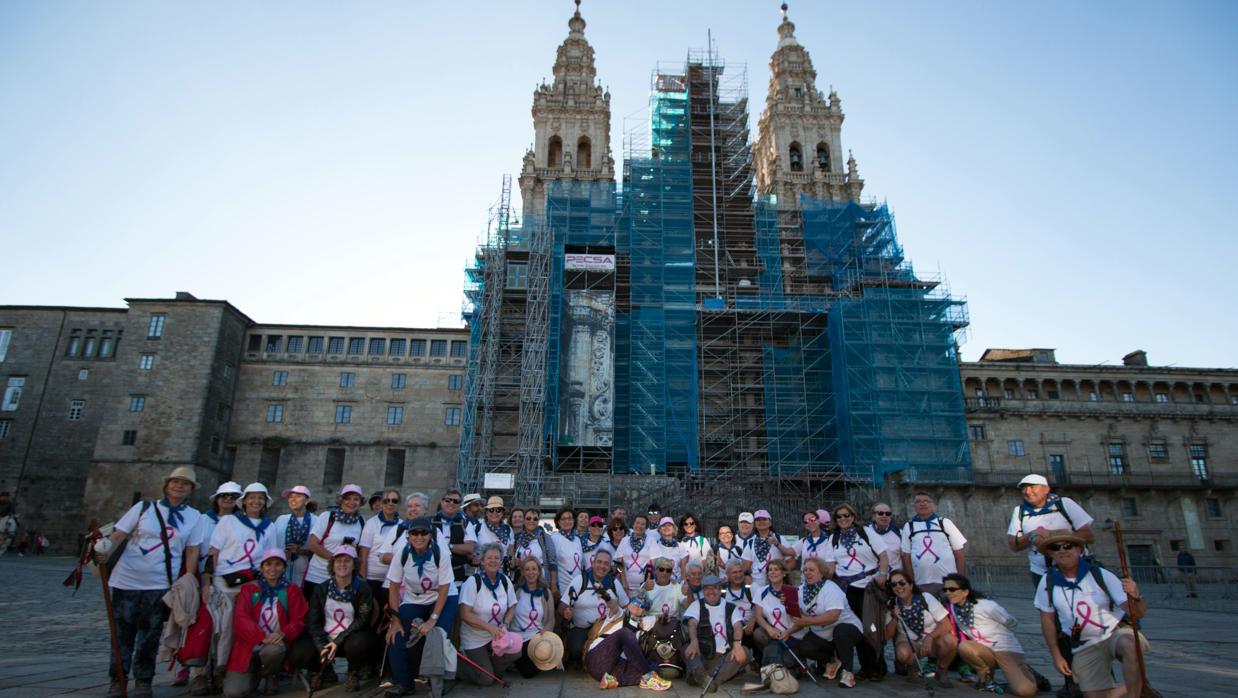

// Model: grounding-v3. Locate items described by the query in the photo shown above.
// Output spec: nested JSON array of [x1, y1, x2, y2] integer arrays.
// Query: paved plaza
[[0, 556, 1232, 697]]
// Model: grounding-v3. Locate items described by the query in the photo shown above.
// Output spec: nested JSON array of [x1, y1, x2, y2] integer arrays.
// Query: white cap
[[462, 493, 483, 507], [212, 481, 243, 500], [738, 512, 755, 524], [242, 482, 273, 506], [1018, 474, 1049, 488]]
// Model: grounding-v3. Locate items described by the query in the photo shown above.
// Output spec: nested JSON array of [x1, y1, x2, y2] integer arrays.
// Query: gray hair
[[406, 491, 429, 508], [725, 559, 745, 574], [685, 559, 705, 576], [478, 543, 505, 562]]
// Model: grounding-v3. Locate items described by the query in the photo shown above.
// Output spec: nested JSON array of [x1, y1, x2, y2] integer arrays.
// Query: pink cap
[[260, 549, 287, 564], [588, 516, 606, 526], [340, 484, 364, 497], [332, 544, 359, 559], [816, 509, 832, 524], [754, 509, 772, 520], [658, 516, 675, 528], [282, 485, 312, 499]]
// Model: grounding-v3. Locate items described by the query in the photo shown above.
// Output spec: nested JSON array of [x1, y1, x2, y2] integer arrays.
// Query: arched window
[[816, 142, 830, 171], [789, 142, 803, 172], [547, 135, 563, 168], [576, 136, 592, 170]]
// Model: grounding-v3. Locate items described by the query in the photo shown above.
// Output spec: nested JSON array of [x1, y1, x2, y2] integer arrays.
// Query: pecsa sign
[[564, 254, 615, 272]]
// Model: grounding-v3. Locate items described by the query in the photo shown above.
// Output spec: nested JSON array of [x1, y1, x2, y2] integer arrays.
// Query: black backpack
[[694, 599, 736, 659], [1018, 500, 1077, 564], [471, 571, 511, 597]]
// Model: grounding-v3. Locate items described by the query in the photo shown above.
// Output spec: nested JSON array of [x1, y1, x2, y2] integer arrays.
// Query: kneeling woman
[[944, 573, 1039, 696], [289, 545, 377, 692], [790, 557, 864, 688], [751, 560, 800, 668], [510, 556, 556, 678], [458, 543, 519, 685], [884, 570, 957, 687], [224, 550, 308, 698]]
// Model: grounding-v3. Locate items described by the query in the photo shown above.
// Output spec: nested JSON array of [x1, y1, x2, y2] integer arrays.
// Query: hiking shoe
[[640, 672, 672, 691], [106, 680, 126, 698], [1056, 680, 1082, 698], [981, 678, 1006, 694], [384, 685, 415, 697], [173, 666, 190, 686], [839, 670, 856, 688], [935, 672, 952, 688], [1034, 670, 1052, 693], [958, 664, 978, 684], [600, 673, 619, 689], [188, 673, 211, 696], [132, 680, 153, 698], [823, 659, 842, 680]]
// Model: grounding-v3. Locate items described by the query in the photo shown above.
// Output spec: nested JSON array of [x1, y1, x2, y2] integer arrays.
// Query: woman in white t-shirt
[[358, 488, 403, 595], [383, 516, 454, 697], [679, 513, 712, 571], [823, 502, 889, 679], [458, 544, 519, 686], [713, 523, 745, 577], [646, 517, 689, 580], [579, 515, 615, 572], [789, 558, 864, 689], [271, 485, 315, 586], [303, 484, 366, 597], [206, 482, 277, 672], [614, 514, 651, 594], [509, 556, 556, 678], [289, 545, 377, 691], [741, 510, 795, 587], [883, 570, 957, 687], [944, 573, 1039, 697], [751, 560, 802, 668], [550, 507, 584, 598]]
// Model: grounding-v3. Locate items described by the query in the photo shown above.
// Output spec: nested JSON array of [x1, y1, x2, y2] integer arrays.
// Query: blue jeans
[[109, 588, 168, 680], [387, 594, 458, 690]]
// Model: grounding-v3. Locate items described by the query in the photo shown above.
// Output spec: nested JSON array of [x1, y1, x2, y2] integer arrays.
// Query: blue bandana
[[285, 512, 312, 546], [1049, 558, 1093, 591], [160, 498, 189, 530], [234, 512, 272, 539]]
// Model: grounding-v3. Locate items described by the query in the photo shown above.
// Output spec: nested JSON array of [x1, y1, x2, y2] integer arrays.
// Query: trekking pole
[[700, 652, 726, 697], [778, 639, 817, 684], [1113, 522, 1162, 698], [455, 649, 509, 687], [895, 613, 936, 698], [90, 520, 128, 698]]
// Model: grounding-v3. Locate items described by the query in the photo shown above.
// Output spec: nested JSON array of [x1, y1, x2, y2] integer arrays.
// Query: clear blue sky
[[2, 1, 1235, 367]]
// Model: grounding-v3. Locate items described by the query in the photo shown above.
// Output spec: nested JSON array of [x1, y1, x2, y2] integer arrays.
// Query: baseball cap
[[753, 509, 772, 520], [407, 516, 433, 533], [658, 516, 675, 528], [738, 512, 754, 524], [1018, 474, 1049, 488], [281, 485, 312, 499]]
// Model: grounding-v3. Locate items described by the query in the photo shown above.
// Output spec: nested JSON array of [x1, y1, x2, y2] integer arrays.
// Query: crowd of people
[[90, 468, 1151, 698]]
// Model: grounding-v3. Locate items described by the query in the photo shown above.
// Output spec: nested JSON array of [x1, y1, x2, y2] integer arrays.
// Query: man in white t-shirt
[[559, 549, 629, 666], [899, 492, 967, 595], [383, 516, 454, 698], [1007, 474, 1095, 584], [682, 574, 747, 691]]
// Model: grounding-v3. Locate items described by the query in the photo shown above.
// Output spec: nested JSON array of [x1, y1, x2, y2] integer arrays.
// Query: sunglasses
[[487, 507, 505, 513], [590, 523, 603, 528], [1047, 543, 1077, 552], [943, 586, 963, 593], [442, 497, 461, 504], [802, 518, 817, 524], [835, 512, 854, 519], [890, 580, 909, 587], [683, 521, 697, 526], [384, 498, 401, 504], [873, 511, 892, 516], [218, 494, 239, 500], [524, 514, 538, 519], [408, 530, 431, 536], [656, 567, 674, 573]]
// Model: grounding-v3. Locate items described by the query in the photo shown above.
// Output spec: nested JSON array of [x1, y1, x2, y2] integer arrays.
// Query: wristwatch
[[430, 612, 440, 620]]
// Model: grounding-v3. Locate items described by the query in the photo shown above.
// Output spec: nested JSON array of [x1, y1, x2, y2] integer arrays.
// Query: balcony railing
[[965, 396, 1236, 418]]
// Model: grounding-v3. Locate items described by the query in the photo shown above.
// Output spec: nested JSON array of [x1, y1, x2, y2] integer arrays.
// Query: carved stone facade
[[753, 8, 864, 204], [518, 3, 614, 215]]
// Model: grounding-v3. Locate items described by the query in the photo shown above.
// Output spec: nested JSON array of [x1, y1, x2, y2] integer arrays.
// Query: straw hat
[[164, 466, 198, 489], [485, 495, 505, 510], [1034, 529, 1087, 553], [528, 631, 564, 671]]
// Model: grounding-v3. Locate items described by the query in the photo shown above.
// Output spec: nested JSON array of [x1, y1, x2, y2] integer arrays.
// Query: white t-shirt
[[257, 597, 281, 637], [722, 584, 754, 624], [752, 584, 805, 639], [551, 531, 585, 581], [560, 572, 629, 629], [827, 528, 888, 587], [324, 597, 354, 640], [646, 539, 689, 579], [1007, 497, 1094, 576], [887, 592, 949, 641], [196, 512, 222, 573], [714, 541, 746, 572], [794, 531, 831, 565], [741, 536, 786, 587], [580, 537, 615, 572], [470, 521, 514, 554], [642, 581, 687, 619], [684, 600, 744, 654], [899, 517, 967, 585], [210, 514, 276, 577], [386, 540, 454, 606], [866, 525, 903, 572], [510, 585, 553, 640], [799, 580, 862, 640], [1034, 566, 1127, 651], [305, 513, 365, 584], [681, 535, 713, 567], [949, 599, 1023, 654], [360, 514, 404, 581], [110, 501, 204, 591], [458, 573, 518, 650], [614, 535, 651, 591], [377, 528, 450, 589]]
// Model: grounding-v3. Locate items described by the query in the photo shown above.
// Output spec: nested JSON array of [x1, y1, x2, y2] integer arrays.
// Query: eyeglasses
[[890, 580, 909, 587], [835, 512, 854, 520], [442, 497, 461, 504], [524, 514, 538, 520], [683, 521, 697, 527], [487, 507, 505, 513], [384, 498, 401, 504], [590, 523, 603, 528], [1047, 543, 1077, 552], [873, 511, 892, 516], [942, 586, 963, 593], [656, 567, 674, 573]]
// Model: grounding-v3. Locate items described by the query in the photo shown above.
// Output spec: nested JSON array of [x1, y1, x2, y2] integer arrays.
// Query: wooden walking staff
[[88, 518, 129, 698], [1112, 522, 1161, 698]]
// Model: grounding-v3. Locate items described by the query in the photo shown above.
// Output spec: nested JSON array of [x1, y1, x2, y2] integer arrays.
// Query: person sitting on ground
[[457, 543, 520, 685], [290, 545, 376, 693], [943, 573, 1042, 696], [578, 570, 671, 691], [682, 574, 748, 692], [560, 549, 630, 666], [884, 569, 957, 688], [1034, 530, 1149, 698], [628, 556, 687, 621], [510, 556, 556, 678], [789, 557, 864, 688], [224, 550, 308, 698], [751, 559, 801, 669]]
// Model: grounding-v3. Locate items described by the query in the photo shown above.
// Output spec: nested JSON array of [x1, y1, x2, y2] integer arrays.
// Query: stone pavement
[[1, 556, 1233, 697]]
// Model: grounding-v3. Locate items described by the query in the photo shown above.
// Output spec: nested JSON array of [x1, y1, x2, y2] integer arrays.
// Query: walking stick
[[1112, 522, 1162, 698], [699, 651, 726, 698], [778, 639, 818, 684], [92, 519, 128, 698], [895, 613, 936, 698], [455, 649, 509, 687]]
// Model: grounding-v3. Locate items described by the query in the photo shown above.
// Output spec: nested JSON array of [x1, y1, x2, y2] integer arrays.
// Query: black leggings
[[843, 584, 882, 675], [798, 624, 862, 674], [287, 633, 378, 675]]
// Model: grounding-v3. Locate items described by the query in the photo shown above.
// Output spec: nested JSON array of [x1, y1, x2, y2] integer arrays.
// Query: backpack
[[1018, 499, 1077, 564], [472, 571, 511, 597], [250, 585, 289, 612], [906, 517, 949, 540], [694, 599, 737, 658], [830, 525, 874, 549]]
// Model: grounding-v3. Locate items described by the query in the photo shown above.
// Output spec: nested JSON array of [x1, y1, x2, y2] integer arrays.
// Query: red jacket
[[227, 581, 308, 673]]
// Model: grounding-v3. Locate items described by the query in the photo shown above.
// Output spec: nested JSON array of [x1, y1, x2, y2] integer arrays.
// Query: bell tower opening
[[789, 142, 803, 172], [577, 136, 592, 170], [547, 136, 563, 168]]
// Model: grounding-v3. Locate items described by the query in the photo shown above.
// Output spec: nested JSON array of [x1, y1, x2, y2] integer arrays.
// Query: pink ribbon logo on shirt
[[597, 601, 608, 619], [140, 526, 176, 555], [489, 602, 503, 625], [772, 608, 787, 630], [571, 553, 580, 574], [1075, 602, 1105, 630], [661, 603, 670, 617], [420, 577, 434, 593], [227, 539, 257, 568], [259, 604, 277, 633], [843, 547, 860, 570], [713, 621, 726, 641], [917, 537, 941, 563], [522, 606, 540, 632], [328, 608, 348, 634]]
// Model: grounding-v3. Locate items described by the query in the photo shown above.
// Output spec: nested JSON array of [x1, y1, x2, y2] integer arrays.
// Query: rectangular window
[[389, 338, 407, 356], [147, 314, 165, 339], [83, 335, 97, 358], [264, 335, 283, 352], [1107, 442, 1129, 475], [327, 336, 345, 354], [448, 374, 463, 391], [1048, 454, 1065, 468], [129, 396, 145, 412], [410, 339, 426, 357], [1170, 539, 1183, 552], [348, 337, 365, 354], [286, 336, 304, 352], [1205, 498, 1222, 518], [259, 447, 281, 484], [0, 420, 9, 440], [385, 449, 406, 487], [78, 369, 89, 381], [386, 406, 404, 425], [506, 262, 528, 289], [444, 407, 462, 426], [1121, 497, 1139, 517], [1122, 392, 1134, 402], [99, 334, 114, 358], [339, 372, 354, 388], [1003, 388, 1015, 399], [248, 335, 263, 352], [307, 336, 324, 353], [139, 354, 154, 370], [430, 340, 447, 357], [68, 399, 84, 421], [1154, 392, 1169, 403], [210, 435, 222, 455], [2, 377, 25, 411], [969, 424, 986, 440], [391, 373, 406, 389], [0, 329, 11, 362], [369, 338, 386, 355], [1147, 443, 1167, 460], [67, 335, 81, 357], [334, 404, 352, 424], [273, 370, 288, 386], [324, 448, 346, 490], [1047, 389, 1060, 400], [1190, 444, 1209, 479], [1089, 391, 1099, 401], [1026, 389, 1039, 400], [122, 429, 137, 445], [450, 341, 466, 358], [1007, 439, 1025, 457], [266, 404, 284, 423], [222, 362, 232, 378], [1215, 540, 1228, 552]]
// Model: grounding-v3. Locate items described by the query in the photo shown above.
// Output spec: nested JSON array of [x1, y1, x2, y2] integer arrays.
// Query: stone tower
[[518, 1, 614, 216], [754, 4, 864, 204]]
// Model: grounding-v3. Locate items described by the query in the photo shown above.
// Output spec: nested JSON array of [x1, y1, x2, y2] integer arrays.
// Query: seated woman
[[789, 557, 863, 688], [458, 543, 519, 686], [224, 549, 308, 698], [288, 545, 376, 692], [944, 573, 1040, 696], [884, 569, 956, 687], [751, 560, 800, 668], [510, 556, 556, 678]]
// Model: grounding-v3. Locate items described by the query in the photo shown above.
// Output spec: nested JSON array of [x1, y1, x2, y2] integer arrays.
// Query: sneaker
[[823, 659, 842, 680], [188, 673, 211, 696], [1056, 679, 1083, 698], [839, 670, 856, 688], [600, 673, 619, 690], [132, 680, 154, 698], [384, 685, 415, 697], [918, 657, 935, 679], [639, 672, 672, 691], [981, 678, 1006, 694], [958, 664, 978, 684], [173, 667, 190, 686]]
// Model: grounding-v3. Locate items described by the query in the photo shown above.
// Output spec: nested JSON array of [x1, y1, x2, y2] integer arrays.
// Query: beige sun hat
[[528, 630, 564, 671], [164, 466, 198, 489], [1034, 528, 1087, 553]]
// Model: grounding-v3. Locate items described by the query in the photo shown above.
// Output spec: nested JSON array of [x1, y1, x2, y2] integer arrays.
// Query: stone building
[[0, 293, 467, 548]]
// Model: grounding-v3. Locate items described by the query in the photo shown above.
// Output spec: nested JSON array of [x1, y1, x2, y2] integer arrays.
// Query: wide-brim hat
[[1035, 529, 1087, 553], [528, 631, 564, 671], [212, 481, 243, 500], [462, 493, 484, 507], [485, 495, 505, 510], [164, 466, 198, 489], [242, 482, 273, 507]]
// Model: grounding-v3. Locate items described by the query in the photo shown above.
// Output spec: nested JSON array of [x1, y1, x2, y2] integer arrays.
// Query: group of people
[[91, 467, 1150, 698]]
